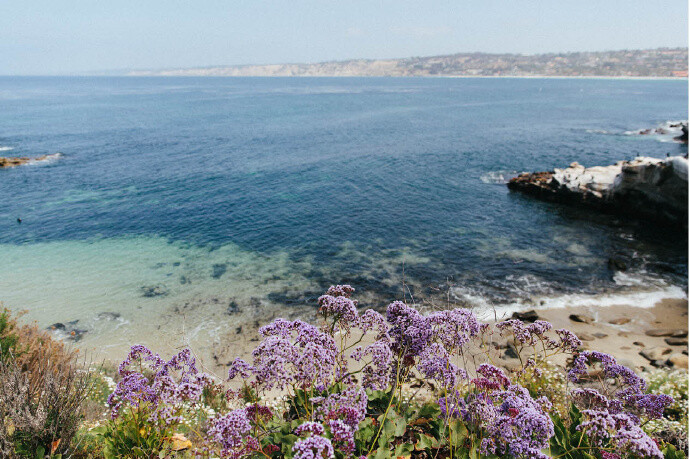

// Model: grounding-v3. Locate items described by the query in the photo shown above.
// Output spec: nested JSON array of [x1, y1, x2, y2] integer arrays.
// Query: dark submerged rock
[[141, 285, 169, 297]]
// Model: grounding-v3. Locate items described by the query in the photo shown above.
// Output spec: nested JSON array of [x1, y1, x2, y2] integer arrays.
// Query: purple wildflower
[[579, 410, 663, 459], [350, 339, 393, 390], [417, 343, 462, 390], [316, 385, 367, 429], [207, 408, 256, 458], [387, 301, 433, 361], [248, 320, 338, 390], [108, 345, 211, 423], [292, 435, 334, 459], [428, 308, 482, 351], [295, 422, 325, 436], [327, 420, 356, 455], [325, 285, 355, 298]]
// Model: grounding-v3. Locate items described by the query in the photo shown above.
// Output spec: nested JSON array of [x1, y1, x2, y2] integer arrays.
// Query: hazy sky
[[1, 0, 687, 75]]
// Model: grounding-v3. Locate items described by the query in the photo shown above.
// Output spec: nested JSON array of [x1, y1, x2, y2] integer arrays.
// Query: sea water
[[0, 76, 686, 359]]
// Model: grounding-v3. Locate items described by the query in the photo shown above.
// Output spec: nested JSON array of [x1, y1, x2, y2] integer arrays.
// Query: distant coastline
[[122, 47, 688, 78]]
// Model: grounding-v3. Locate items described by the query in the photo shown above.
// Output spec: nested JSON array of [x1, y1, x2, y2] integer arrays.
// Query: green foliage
[[92, 404, 175, 458], [0, 308, 20, 362], [549, 405, 597, 459], [662, 443, 688, 459]]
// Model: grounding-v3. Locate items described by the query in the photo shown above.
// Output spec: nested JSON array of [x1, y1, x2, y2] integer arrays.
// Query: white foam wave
[[0, 146, 14, 152], [475, 285, 687, 321], [623, 120, 686, 142], [586, 129, 611, 135], [26, 152, 62, 166], [480, 170, 518, 184]]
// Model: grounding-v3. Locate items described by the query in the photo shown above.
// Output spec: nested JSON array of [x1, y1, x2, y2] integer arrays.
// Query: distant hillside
[[128, 48, 688, 78]]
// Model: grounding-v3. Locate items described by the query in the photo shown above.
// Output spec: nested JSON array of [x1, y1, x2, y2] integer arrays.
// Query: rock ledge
[[508, 156, 688, 228]]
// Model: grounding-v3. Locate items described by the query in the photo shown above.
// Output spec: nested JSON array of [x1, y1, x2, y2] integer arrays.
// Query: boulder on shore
[[507, 156, 688, 229]]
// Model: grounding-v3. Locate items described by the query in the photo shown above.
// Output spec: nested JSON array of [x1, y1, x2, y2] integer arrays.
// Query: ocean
[[0, 76, 687, 359]]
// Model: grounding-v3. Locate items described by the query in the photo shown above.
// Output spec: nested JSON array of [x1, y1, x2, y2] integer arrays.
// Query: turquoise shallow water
[[0, 76, 686, 358]]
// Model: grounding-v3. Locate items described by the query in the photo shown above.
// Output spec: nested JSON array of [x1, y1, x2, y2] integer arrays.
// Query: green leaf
[[393, 443, 414, 457], [416, 402, 441, 419], [35, 446, 45, 459], [448, 419, 468, 447], [415, 434, 435, 451], [373, 446, 392, 459], [393, 417, 406, 437]]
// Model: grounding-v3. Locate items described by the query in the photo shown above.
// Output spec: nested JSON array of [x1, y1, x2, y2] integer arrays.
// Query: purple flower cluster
[[315, 385, 368, 429], [496, 319, 582, 354], [227, 319, 338, 391], [568, 351, 671, 458], [327, 419, 356, 455], [387, 301, 434, 361], [417, 343, 466, 390], [579, 410, 663, 459], [292, 434, 334, 459], [472, 364, 510, 391], [350, 339, 393, 390], [441, 382, 554, 459], [107, 345, 210, 423], [427, 308, 482, 351], [481, 385, 554, 459], [207, 408, 259, 459], [294, 421, 325, 436]]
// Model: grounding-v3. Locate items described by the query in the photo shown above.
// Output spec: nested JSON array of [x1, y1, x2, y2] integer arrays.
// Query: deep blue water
[[0, 77, 687, 310]]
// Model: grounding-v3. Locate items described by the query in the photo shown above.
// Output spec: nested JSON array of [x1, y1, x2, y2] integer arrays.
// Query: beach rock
[[609, 317, 630, 325], [97, 312, 121, 320], [592, 332, 608, 339], [645, 328, 687, 337], [141, 285, 168, 297], [633, 341, 645, 347], [674, 123, 688, 144], [640, 347, 673, 362], [668, 353, 688, 368], [46, 321, 87, 342], [569, 313, 595, 324], [507, 156, 688, 229], [504, 346, 519, 359], [651, 360, 669, 368], [578, 333, 596, 341], [665, 337, 688, 346], [511, 310, 540, 322]]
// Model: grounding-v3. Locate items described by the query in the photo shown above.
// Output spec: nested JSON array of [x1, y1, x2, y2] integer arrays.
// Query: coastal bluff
[[508, 156, 688, 228]]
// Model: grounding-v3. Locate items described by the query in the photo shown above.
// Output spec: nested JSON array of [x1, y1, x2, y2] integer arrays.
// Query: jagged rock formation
[[508, 156, 688, 228]]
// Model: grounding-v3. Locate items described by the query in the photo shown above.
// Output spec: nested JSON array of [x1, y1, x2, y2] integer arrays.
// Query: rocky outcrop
[[508, 156, 688, 228], [0, 153, 61, 168]]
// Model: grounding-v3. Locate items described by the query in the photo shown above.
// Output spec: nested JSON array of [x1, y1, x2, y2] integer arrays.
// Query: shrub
[[102, 285, 682, 458], [0, 310, 91, 458]]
